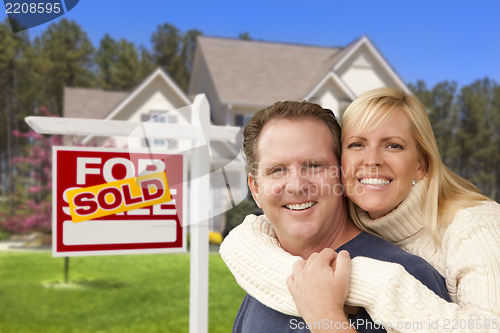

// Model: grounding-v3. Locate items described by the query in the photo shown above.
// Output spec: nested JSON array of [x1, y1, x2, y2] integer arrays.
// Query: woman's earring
[[412, 179, 417, 186]]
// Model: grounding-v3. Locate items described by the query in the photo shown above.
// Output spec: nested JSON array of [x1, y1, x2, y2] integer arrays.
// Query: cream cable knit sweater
[[220, 181, 500, 332]]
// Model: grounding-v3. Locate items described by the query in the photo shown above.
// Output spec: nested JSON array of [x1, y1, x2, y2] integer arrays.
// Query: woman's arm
[[347, 255, 499, 332], [220, 214, 500, 332], [353, 206, 500, 332]]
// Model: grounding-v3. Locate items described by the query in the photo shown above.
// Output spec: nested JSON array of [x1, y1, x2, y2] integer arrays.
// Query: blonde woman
[[220, 88, 500, 332]]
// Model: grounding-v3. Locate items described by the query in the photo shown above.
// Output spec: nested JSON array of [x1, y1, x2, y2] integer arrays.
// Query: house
[[64, 68, 246, 233], [64, 68, 192, 148], [188, 35, 410, 125], [63, 35, 411, 233]]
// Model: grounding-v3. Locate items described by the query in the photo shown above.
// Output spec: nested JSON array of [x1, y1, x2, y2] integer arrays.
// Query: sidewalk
[[0, 240, 50, 252], [0, 240, 24, 251]]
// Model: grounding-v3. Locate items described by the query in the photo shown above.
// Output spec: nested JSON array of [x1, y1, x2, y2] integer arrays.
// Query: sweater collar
[[355, 178, 426, 243]]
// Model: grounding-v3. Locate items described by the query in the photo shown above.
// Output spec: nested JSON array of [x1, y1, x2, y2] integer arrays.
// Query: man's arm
[[287, 249, 357, 333]]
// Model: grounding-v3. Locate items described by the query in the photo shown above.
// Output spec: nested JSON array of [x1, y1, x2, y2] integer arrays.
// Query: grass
[[0, 250, 246, 333]]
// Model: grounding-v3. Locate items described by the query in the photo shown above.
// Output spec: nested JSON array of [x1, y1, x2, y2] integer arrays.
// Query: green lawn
[[0, 250, 246, 333]]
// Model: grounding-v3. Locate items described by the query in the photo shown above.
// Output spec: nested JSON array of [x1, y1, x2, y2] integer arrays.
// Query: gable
[[305, 72, 356, 119], [108, 75, 190, 122], [106, 68, 191, 122], [334, 37, 409, 96]]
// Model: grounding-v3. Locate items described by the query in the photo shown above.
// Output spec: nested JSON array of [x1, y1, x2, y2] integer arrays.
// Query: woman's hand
[[287, 249, 353, 326]]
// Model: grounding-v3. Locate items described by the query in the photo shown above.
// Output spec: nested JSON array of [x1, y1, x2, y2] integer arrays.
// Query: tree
[[410, 78, 500, 202], [112, 39, 141, 90], [0, 19, 34, 215], [95, 34, 116, 90], [33, 18, 95, 115], [152, 23, 182, 84], [454, 78, 497, 198], [138, 45, 156, 83], [238, 32, 253, 40], [490, 85, 500, 200], [409, 80, 459, 167], [96, 34, 141, 91], [179, 28, 202, 87], [151, 23, 202, 92]]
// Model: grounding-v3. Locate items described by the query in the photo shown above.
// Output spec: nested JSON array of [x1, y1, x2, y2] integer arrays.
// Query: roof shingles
[[197, 36, 344, 105], [63, 87, 129, 119]]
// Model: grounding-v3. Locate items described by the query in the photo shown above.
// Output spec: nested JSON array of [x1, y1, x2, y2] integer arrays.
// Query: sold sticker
[[66, 171, 171, 222]]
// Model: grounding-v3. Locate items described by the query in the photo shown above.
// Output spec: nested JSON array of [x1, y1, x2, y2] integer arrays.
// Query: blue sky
[[2, 0, 499, 88]]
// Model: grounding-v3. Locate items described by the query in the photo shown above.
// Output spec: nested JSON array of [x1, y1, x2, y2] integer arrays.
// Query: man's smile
[[284, 201, 317, 211]]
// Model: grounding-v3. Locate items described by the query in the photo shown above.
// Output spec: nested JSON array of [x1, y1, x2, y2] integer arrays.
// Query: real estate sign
[[52, 146, 185, 257]]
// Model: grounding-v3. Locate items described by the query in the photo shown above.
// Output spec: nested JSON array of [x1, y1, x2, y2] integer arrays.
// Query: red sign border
[[52, 146, 186, 257]]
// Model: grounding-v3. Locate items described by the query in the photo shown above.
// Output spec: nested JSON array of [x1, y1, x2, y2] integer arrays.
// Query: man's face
[[248, 118, 345, 254]]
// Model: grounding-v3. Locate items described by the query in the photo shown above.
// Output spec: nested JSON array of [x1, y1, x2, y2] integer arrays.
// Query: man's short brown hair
[[243, 101, 341, 174]]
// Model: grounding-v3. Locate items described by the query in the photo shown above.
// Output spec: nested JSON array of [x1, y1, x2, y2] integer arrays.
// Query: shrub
[[208, 231, 223, 245], [1, 107, 62, 235], [223, 197, 261, 237]]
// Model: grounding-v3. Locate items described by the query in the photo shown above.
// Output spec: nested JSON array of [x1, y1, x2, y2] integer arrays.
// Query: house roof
[[63, 87, 128, 119], [194, 36, 350, 106]]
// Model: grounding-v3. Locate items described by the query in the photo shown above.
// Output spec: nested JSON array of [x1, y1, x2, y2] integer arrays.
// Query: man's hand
[[287, 249, 355, 332]]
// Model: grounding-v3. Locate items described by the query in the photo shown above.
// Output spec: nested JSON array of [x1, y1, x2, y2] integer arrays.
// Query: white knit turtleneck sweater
[[220, 181, 500, 332]]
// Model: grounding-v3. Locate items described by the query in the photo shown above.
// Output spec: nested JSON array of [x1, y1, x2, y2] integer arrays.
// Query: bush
[[3, 108, 62, 235], [223, 198, 262, 237], [209, 231, 223, 245], [0, 230, 11, 241]]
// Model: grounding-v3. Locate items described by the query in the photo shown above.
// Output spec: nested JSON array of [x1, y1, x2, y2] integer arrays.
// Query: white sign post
[[25, 94, 242, 333]]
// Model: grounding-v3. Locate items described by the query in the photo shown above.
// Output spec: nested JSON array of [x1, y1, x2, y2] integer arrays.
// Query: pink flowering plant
[[0, 107, 62, 235]]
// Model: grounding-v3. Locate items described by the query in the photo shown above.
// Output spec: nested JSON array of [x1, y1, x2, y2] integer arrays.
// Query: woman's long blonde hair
[[341, 87, 491, 241]]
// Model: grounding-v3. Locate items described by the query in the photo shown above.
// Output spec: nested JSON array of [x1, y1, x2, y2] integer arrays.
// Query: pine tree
[[409, 81, 459, 168], [0, 19, 33, 214], [455, 78, 496, 197], [151, 23, 201, 92], [96, 34, 141, 91], [33, 18, 95, 115]]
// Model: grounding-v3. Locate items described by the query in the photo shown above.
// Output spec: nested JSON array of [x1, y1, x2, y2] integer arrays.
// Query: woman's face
[[341, 109, 426, 219]]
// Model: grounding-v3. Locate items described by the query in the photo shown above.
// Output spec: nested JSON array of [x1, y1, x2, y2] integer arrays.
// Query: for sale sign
[[52, 146, 185, 257]]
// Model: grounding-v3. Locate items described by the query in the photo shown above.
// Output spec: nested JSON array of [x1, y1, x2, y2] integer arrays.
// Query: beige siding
[[339, 47, 396, 96]]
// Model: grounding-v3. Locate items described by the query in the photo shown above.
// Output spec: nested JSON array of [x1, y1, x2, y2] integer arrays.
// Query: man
[[221, 101, 450, 332]]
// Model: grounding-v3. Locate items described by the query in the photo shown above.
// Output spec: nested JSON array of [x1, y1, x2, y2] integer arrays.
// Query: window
[[143, 110, 179, 149], [234, 115, 244, 127], [234, 114, 254, 127]]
